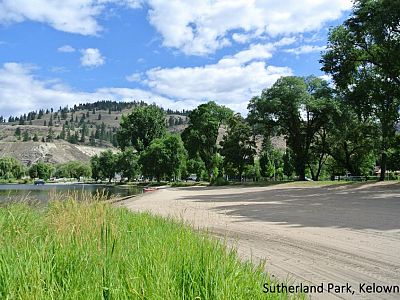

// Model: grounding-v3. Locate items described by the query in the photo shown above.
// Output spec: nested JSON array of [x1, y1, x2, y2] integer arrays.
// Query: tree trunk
[[298, 168, 306, 181], [308, 163, 316, 181], [379, 152, 387, 181]]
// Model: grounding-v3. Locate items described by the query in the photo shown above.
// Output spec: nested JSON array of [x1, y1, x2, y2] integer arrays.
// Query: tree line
[[93, 0, 400, 182], [1, 0, 398, 182]]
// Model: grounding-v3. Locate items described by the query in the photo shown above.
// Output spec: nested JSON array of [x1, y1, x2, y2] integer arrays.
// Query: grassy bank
[[0, 199, 300, 299]]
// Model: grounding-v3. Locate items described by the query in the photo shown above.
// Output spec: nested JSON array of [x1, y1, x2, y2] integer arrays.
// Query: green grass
[[0, 198, 301, 299]]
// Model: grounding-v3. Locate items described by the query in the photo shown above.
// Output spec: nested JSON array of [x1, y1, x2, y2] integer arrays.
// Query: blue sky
[[0, 0, 352, 117]]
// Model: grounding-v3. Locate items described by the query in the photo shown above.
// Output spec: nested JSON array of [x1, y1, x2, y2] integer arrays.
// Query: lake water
[[0, 183, 142, 204]]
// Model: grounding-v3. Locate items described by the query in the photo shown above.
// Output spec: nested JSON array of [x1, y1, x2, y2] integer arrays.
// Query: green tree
[[182, 101, 233, 179], [259, 140, 284, 180], [116, 148, 139, 182], [282, 150, 295, 178], [140, 134, 187, 181], [98, 150, 117, 182], [90, 155, 101, 181], [0, 157, 24, 179], [326, 103, 377, 176], [219, 114, 256, 180], [28, 162, 53, 180], [55, 161, 91, 180], [321, 0, 400, 180], [47, 127, 54, 142], [22, 130, 30, 142], [14, 127, 21, 140], [186, 156, 206, 181], [387, 135, 400, 173], [248, 76, 334, 180], [117, 105, 166, 152]]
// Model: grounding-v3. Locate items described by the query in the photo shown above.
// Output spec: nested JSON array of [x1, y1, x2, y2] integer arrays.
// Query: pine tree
[[47, 127, 54, 142], [14, 127, 21, 139], [22, 130, 30, 142]]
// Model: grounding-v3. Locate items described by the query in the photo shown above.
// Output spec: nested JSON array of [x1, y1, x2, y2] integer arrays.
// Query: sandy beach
[[120, 182, 400, 299]]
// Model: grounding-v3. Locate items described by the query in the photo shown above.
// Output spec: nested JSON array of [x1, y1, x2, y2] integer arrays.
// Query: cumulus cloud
[[0, 62, 183, 118], [140, 42, 293, 112], [80, 48, 105, 67], [0, 0, 142, 35], [0, 40, 292, 118], [57, 45, 76, 53], [147, 0, 352, 55], [126, 73, 143, 82], [285, 45, 326, 55], [0, 0, 350, 55]]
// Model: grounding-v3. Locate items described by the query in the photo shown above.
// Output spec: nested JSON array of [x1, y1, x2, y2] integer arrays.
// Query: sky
[[0, 0, 352, 118]]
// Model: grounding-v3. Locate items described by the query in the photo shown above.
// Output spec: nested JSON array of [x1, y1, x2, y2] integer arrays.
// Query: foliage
[[28, 162, 53, 180], [90, 155, 102, 181], [182, 101, 233, 178], [98, 150, 117, 182], [248, 76, 334, 180], [117, 104, 166, 152], [387, 135, 400, 171], [325, 103, 377, 176], [220, 114, 256, 178], [140, 134, 187, 181], [210, 176, 229, 186], [244, 161, 261, 182], [186, 156, 207, 181], [0, 157, 24, 180], [321, 0, 400, 180], [116, 148, 139, 182], [282, 150, 295, 178], [259, 139, 284, 180], [90, 151, 117, 182], [54, 161, 91, 180]]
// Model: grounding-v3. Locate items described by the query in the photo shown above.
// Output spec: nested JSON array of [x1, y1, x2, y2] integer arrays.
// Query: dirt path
[[120, 183, 400, 300]]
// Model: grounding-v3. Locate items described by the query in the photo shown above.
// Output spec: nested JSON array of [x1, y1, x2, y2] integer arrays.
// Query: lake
[[0, 183, 142, 204]]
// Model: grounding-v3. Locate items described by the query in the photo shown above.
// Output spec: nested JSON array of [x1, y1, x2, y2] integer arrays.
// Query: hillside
[[0, 101, 189, 165], [0, 101, 285, 165], [0, 140, 109, 165]]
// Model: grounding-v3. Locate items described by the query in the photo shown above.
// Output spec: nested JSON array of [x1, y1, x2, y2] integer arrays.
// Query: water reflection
[[0, 184, 141, 203]]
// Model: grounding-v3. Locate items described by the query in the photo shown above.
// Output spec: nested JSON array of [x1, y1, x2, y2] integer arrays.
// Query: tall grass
[[0, 198, 301, 299]]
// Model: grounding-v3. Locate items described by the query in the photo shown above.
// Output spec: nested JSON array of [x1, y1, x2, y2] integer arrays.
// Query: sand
[[120, 182, 400, 300]]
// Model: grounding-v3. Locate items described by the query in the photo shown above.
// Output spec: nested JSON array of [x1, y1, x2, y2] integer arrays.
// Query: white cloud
[[0, 0, 141, 35], [140, 43, 293, 113], [0, 0, 350, 55], [126, 72, 143, 82], [0, 43, 291, 118], [0, 62, 184, 118], [147, 0, 352, 55], [285, 45, 326, 55], [80, 48, 105, 67], [232, 33, 252, 44], [57, 45, 76, 53]]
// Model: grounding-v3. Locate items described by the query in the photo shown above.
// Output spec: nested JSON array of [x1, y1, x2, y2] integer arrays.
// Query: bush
[[210, 177, 229, 186]]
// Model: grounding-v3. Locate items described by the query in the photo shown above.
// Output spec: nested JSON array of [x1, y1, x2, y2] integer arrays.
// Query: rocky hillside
[[0, 101, 189, 165], [0, 100, 285, 165], [0, 140, 110, 165]]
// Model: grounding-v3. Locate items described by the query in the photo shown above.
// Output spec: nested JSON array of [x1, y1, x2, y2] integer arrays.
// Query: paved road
[[121, 182, 400, 300]]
